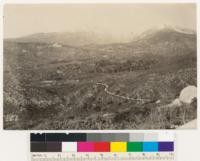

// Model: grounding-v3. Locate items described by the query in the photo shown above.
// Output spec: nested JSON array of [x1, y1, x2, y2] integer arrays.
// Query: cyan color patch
[[143, 142, 158, 152]]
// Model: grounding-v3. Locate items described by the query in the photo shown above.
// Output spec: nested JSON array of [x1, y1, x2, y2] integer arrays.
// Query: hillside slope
[[4, 27, 197, 129]]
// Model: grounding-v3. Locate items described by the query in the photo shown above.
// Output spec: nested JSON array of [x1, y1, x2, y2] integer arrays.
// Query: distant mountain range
[[5, 26, 196, 58], [6, 31, 121, 46], [135, 25, 195, 40], [81, 26, 196, 58], [6, 26, 196, 47]]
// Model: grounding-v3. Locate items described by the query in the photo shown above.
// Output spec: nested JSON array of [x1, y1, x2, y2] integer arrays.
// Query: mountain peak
[[135, 25, 195, 41], [151, 24, 195, 34]]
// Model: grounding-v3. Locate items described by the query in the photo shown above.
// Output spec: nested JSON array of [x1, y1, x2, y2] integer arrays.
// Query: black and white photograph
[[3, 3, 197, 130]]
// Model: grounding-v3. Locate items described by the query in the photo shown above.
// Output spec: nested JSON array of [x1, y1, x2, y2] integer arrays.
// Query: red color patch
[[93, 142, 110, 152]]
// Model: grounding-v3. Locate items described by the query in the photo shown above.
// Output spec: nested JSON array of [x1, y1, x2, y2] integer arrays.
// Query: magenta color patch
[[77, 142, 94, 152]]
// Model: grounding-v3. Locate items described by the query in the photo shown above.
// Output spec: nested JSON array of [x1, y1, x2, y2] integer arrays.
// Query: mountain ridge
[[5, 26, 196, 46]]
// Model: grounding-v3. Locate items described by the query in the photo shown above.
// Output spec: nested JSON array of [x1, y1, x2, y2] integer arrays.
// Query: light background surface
[[0, 0, 199, 161]]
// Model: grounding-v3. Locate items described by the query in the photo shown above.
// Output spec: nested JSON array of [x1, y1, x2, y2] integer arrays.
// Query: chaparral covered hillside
[[4, 26, 197, 129]]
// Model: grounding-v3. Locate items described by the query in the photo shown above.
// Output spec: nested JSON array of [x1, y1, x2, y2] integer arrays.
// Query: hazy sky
[[4, 3, 196, 38]]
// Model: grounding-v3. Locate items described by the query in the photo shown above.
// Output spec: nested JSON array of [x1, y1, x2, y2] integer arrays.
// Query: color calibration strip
[[31, 133, 174, 153]]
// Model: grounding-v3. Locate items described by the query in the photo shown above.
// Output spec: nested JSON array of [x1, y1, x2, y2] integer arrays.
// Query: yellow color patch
[[110, 142, 127, 152]]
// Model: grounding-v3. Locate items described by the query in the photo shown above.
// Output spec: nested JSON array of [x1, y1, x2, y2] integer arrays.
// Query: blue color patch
[[143, 142, 158, 152]]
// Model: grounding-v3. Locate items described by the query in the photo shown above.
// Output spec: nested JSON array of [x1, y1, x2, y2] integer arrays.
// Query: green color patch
[[127, 142, 143, 152]]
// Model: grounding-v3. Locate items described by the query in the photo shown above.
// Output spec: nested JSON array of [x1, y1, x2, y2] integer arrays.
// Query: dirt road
[[96, 82, 150, 102]]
